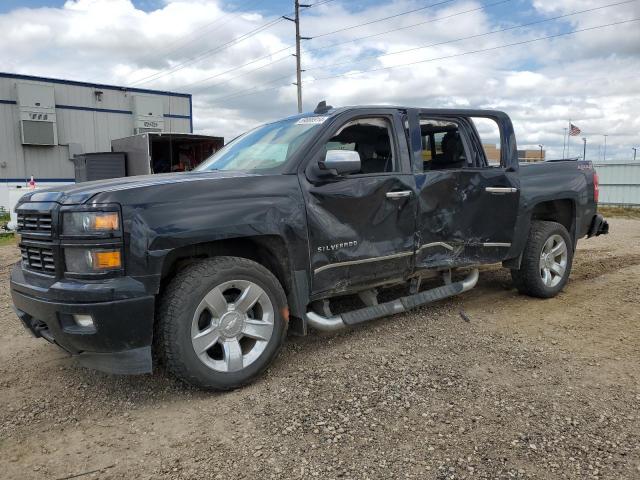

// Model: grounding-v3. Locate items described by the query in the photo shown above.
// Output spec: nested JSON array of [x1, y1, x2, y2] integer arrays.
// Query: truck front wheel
[[511, 220, 574, 298], [157, 256, 288, 390]]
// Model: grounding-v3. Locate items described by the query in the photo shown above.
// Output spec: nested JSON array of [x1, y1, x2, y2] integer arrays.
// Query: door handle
[[485, 187, 518, 194], [386, 190, 412, 199]]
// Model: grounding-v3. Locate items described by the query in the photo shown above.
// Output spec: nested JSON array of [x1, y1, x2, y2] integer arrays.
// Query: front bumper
[[11, 265, 155, 374]]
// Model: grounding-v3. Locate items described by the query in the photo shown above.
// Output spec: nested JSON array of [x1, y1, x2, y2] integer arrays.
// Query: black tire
[[510, 220, 574, 298], [157, 256, 288, 390]]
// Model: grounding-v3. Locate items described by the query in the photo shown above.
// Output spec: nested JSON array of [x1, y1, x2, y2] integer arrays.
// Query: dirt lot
[[0, 218, 639, 480]]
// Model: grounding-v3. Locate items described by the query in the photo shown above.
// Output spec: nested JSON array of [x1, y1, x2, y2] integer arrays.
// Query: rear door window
[[418, 119, 469, 171], [470, 117, 502, 167]]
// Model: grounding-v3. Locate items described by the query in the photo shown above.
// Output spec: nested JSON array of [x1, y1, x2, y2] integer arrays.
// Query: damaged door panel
[[301, 110, 417, 297], [408, 111, 520, 269], [306, 174, 417, 295]]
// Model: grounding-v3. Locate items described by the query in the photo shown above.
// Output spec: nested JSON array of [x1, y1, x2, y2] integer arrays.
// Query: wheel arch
[[158, 235, 293, 309], [529, 198, 577, 242], [504, 198, 577, 270]]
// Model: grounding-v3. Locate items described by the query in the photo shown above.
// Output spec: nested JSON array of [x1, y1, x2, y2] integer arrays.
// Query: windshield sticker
[[296, 116, 329, 125]]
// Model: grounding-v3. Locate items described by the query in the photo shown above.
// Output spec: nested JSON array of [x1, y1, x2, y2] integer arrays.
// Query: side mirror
[[319, 150, 361, 175]]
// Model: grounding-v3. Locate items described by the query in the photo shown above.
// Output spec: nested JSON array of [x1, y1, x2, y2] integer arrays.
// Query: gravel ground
[[0, 218, 639, 480]]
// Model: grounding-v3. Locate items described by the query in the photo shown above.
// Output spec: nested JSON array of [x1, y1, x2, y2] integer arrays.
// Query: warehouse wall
[[593, 162, 640, 206], [0, 72, 192, 210]]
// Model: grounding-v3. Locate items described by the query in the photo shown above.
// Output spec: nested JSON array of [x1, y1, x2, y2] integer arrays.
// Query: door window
[[417, 119, 469, 171], [470, 117, 503, 167], [325, 117, 396, 174]]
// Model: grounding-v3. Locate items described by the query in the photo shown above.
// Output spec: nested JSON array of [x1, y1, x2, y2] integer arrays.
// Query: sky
[[0, 0, 638, 160]]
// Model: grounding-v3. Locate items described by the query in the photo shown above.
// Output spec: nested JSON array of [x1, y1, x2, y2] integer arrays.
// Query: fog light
[[73, 314, 94, 328]]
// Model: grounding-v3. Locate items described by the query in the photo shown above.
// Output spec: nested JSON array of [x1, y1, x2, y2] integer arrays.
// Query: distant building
[[0, 72, 193, 209], [483, 144, 546, 163], [518, 149, 545, 162], [482, 144, 501, 164]]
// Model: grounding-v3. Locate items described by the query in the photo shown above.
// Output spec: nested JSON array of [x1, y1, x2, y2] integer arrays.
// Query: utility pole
[[633, 147, 637, 162], [538, 144, 544, 161], [582, 137, 587, 160], [603, 134, 608, 161], [284, 1, 311, 113]]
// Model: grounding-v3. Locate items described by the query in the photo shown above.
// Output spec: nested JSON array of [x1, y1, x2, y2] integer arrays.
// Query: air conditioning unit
[[17, 83, 57, 146], [134, 126, 162, 135], [133, 95, 164, 135]]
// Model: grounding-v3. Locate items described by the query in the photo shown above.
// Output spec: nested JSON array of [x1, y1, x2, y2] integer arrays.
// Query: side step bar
[[306, 269, 479, 332]]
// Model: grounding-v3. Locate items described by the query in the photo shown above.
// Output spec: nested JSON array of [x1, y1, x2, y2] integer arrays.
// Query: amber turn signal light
[[93, 212, 120, 231], [91, 250, 122, 269]]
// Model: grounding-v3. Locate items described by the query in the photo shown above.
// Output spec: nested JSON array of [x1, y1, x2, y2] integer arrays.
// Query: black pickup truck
[[11, 104, 608, 390]]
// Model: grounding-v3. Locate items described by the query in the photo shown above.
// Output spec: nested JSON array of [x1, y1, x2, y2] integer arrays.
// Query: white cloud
[[0, 0, 638, 160]]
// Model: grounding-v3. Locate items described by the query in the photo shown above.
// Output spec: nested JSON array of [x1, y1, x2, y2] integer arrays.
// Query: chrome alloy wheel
[[190, 280, 274, 373], [539, 234, 568, 288]]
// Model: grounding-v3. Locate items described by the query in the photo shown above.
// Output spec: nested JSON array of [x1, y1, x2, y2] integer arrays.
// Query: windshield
[[196, 116, 326, 172]]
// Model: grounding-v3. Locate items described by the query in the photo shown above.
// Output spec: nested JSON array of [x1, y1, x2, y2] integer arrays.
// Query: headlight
[[65, 248, 122, 273], [63, 211, 120, 235]]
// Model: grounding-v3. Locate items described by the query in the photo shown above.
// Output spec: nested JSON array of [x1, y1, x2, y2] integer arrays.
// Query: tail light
[[593, 172, 600, 203]]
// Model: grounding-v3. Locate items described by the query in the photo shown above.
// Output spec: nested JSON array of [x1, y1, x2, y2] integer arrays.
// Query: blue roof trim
[[56, 104, 132, 115], [57, 104, 191, 119], [0, 72, 191, 98], [2, 178, 75, 183], [2, 98, 192, 120]]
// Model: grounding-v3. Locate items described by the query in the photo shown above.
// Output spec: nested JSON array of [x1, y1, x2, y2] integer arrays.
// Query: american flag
[[569, 123, 581, 136]]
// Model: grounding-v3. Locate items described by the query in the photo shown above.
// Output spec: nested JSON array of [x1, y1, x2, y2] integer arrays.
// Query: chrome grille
[[20, 245, 56, 274], [17, 212, 53, 235]]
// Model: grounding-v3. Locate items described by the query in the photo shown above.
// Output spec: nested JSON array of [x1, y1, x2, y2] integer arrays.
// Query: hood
[[17, 170, 256, 206]]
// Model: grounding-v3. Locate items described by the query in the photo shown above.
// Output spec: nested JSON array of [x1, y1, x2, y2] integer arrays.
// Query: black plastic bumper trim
[[588, 214, 609, 238], [75, 346, 152, 375]]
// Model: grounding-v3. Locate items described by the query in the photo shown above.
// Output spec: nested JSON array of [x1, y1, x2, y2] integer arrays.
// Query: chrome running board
[[306, 269, 479, 332]]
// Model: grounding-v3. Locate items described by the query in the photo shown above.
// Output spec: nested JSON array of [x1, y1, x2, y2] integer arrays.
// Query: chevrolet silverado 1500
[[11, 104, 609, 389]]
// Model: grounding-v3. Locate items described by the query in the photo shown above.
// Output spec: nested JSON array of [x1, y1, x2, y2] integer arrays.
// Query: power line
[[303, 0, 510, 55], [129, 15, 286, 86], [303, 0, 636, 73], [181, 0, 509, 93], [129, 11, 293, 86], [170, 0, 341, 100], [311, 0, 456, 38], [312, 18, 640, 81], [131, 0, 264, 74], [182, 45, 293, 90], [203, 74, 295, 103], [307, 0, 339, 7], [214, 18, 640, 104]]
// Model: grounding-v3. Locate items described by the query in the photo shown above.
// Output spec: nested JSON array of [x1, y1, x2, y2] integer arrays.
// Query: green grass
[[599, 206, 640, 219], [0, 234, 16, 246], [0, 207, 9, 223]]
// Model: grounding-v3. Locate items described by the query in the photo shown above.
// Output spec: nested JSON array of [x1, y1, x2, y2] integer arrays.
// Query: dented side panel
[[298, 108, 418, 297], [414, 169, 520, 268], [304, 173, 418, 295]]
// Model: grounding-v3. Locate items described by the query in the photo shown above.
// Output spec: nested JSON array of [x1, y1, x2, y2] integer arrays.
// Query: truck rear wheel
[[511, 221, 573, 298], [157, 256, 288, 390]]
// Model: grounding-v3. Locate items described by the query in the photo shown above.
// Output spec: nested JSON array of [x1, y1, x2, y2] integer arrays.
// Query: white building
[[0, 72, 193, 210]]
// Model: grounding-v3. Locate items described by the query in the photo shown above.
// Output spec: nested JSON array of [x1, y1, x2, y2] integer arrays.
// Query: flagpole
[[562, 128, 567, 159], [567, 120, 571, 157]]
